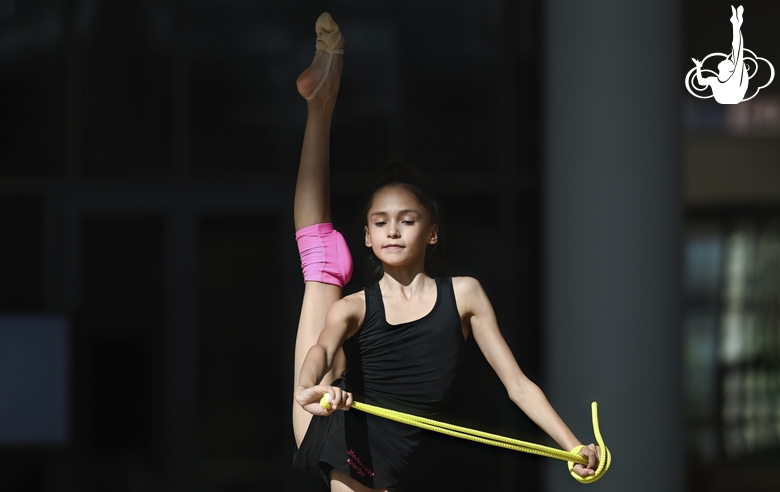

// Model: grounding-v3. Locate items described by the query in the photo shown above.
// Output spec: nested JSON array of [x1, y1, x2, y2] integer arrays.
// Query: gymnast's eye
[[402, 220, 415, 225], [374, 221, 386, 227]]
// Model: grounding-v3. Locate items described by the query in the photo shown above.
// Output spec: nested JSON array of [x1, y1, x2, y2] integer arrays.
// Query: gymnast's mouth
[[383, 244, 404, 249]]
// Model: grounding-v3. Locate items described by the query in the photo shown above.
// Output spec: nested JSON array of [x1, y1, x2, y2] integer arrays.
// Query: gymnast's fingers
[[313, 385, 335, 408], [343, 391, 353, 410], [584, 443, 599, 469], [330, 387, 343, 410], [571, 464, 593, 478], [334, 387, 352, 410]]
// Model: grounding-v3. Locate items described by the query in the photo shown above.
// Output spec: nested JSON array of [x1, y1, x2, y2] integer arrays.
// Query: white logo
[[685, 5, 774, 104]]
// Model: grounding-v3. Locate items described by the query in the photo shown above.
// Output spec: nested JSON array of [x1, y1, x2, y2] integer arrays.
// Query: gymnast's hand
[[571, 443, 600, 478], [295, 384, 353, 416]]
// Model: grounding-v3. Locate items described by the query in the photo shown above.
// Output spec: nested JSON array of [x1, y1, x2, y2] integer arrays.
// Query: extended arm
[[455, 277, 599, 476]]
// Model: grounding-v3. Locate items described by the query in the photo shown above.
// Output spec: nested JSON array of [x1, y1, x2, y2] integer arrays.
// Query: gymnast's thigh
[[330, 468, 388, 492]]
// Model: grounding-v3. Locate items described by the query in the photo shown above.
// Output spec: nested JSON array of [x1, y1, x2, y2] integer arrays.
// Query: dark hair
[[360, 163, 451, 284]]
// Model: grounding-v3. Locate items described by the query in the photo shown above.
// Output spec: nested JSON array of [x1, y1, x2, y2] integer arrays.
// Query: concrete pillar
[[543, 2, 683, 491]]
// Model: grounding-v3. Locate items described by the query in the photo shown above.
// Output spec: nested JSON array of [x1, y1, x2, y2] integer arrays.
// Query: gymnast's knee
[[296, 223, 353, 288]]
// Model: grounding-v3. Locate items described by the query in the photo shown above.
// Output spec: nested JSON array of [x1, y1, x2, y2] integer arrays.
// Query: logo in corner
[[685, 5, 774, 104]]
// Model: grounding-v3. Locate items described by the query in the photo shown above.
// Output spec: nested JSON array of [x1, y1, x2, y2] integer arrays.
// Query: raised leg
[[293, 12, 349, 447], [294, 12, 345, 230]]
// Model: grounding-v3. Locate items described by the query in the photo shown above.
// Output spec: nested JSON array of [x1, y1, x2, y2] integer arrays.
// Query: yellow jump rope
[[321, 395, 611, 484]]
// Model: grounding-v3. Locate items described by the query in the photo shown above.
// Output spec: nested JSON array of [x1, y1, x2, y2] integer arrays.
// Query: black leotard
[[294, 276, 466, 489]]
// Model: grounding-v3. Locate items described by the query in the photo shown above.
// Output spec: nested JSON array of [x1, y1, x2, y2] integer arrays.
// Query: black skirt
[[293, 383, 425, 491]]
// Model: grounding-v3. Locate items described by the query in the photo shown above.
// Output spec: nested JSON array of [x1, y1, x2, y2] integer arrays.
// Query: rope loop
[[320, 396, 611, 483]]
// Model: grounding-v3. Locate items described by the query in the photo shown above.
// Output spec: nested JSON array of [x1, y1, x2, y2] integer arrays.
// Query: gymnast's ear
[[428, 224, 438, 245], [364, 225, 372, 247]]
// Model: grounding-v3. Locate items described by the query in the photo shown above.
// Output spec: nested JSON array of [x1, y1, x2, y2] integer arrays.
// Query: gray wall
[[543, 2, 684, 490]]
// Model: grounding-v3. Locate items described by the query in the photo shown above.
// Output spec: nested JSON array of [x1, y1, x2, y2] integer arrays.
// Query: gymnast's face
[[364, 185, 438, 268]]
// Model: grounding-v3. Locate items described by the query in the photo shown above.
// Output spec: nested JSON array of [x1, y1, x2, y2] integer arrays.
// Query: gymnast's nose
[[387, 223, 400, 238]]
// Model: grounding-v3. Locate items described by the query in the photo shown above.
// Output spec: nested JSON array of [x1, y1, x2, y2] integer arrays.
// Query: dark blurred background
[[0, 1, 778, 491]]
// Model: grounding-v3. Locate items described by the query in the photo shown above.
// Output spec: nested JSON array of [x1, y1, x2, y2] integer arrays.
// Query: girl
[[291, 13, 599, 492]]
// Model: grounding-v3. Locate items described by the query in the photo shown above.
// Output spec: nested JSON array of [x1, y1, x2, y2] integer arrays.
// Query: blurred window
[[684, 218, 780, 462]]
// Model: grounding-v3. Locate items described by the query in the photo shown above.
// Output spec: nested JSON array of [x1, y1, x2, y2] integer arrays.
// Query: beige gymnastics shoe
[[297, 12, 345, 101]]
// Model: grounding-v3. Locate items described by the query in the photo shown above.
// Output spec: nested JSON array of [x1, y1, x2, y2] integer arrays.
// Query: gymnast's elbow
[[305, 343, 332, 369], [507, 377, 541, 406]]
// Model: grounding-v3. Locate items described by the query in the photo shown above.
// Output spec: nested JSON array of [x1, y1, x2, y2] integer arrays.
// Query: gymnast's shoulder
[[326, 290, 367, 336], [452, 276, 490, 314], [451, 275, 485, 296]]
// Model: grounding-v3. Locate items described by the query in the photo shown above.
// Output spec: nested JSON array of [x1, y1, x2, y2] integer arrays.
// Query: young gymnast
[[291, 13, 600, 492]]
